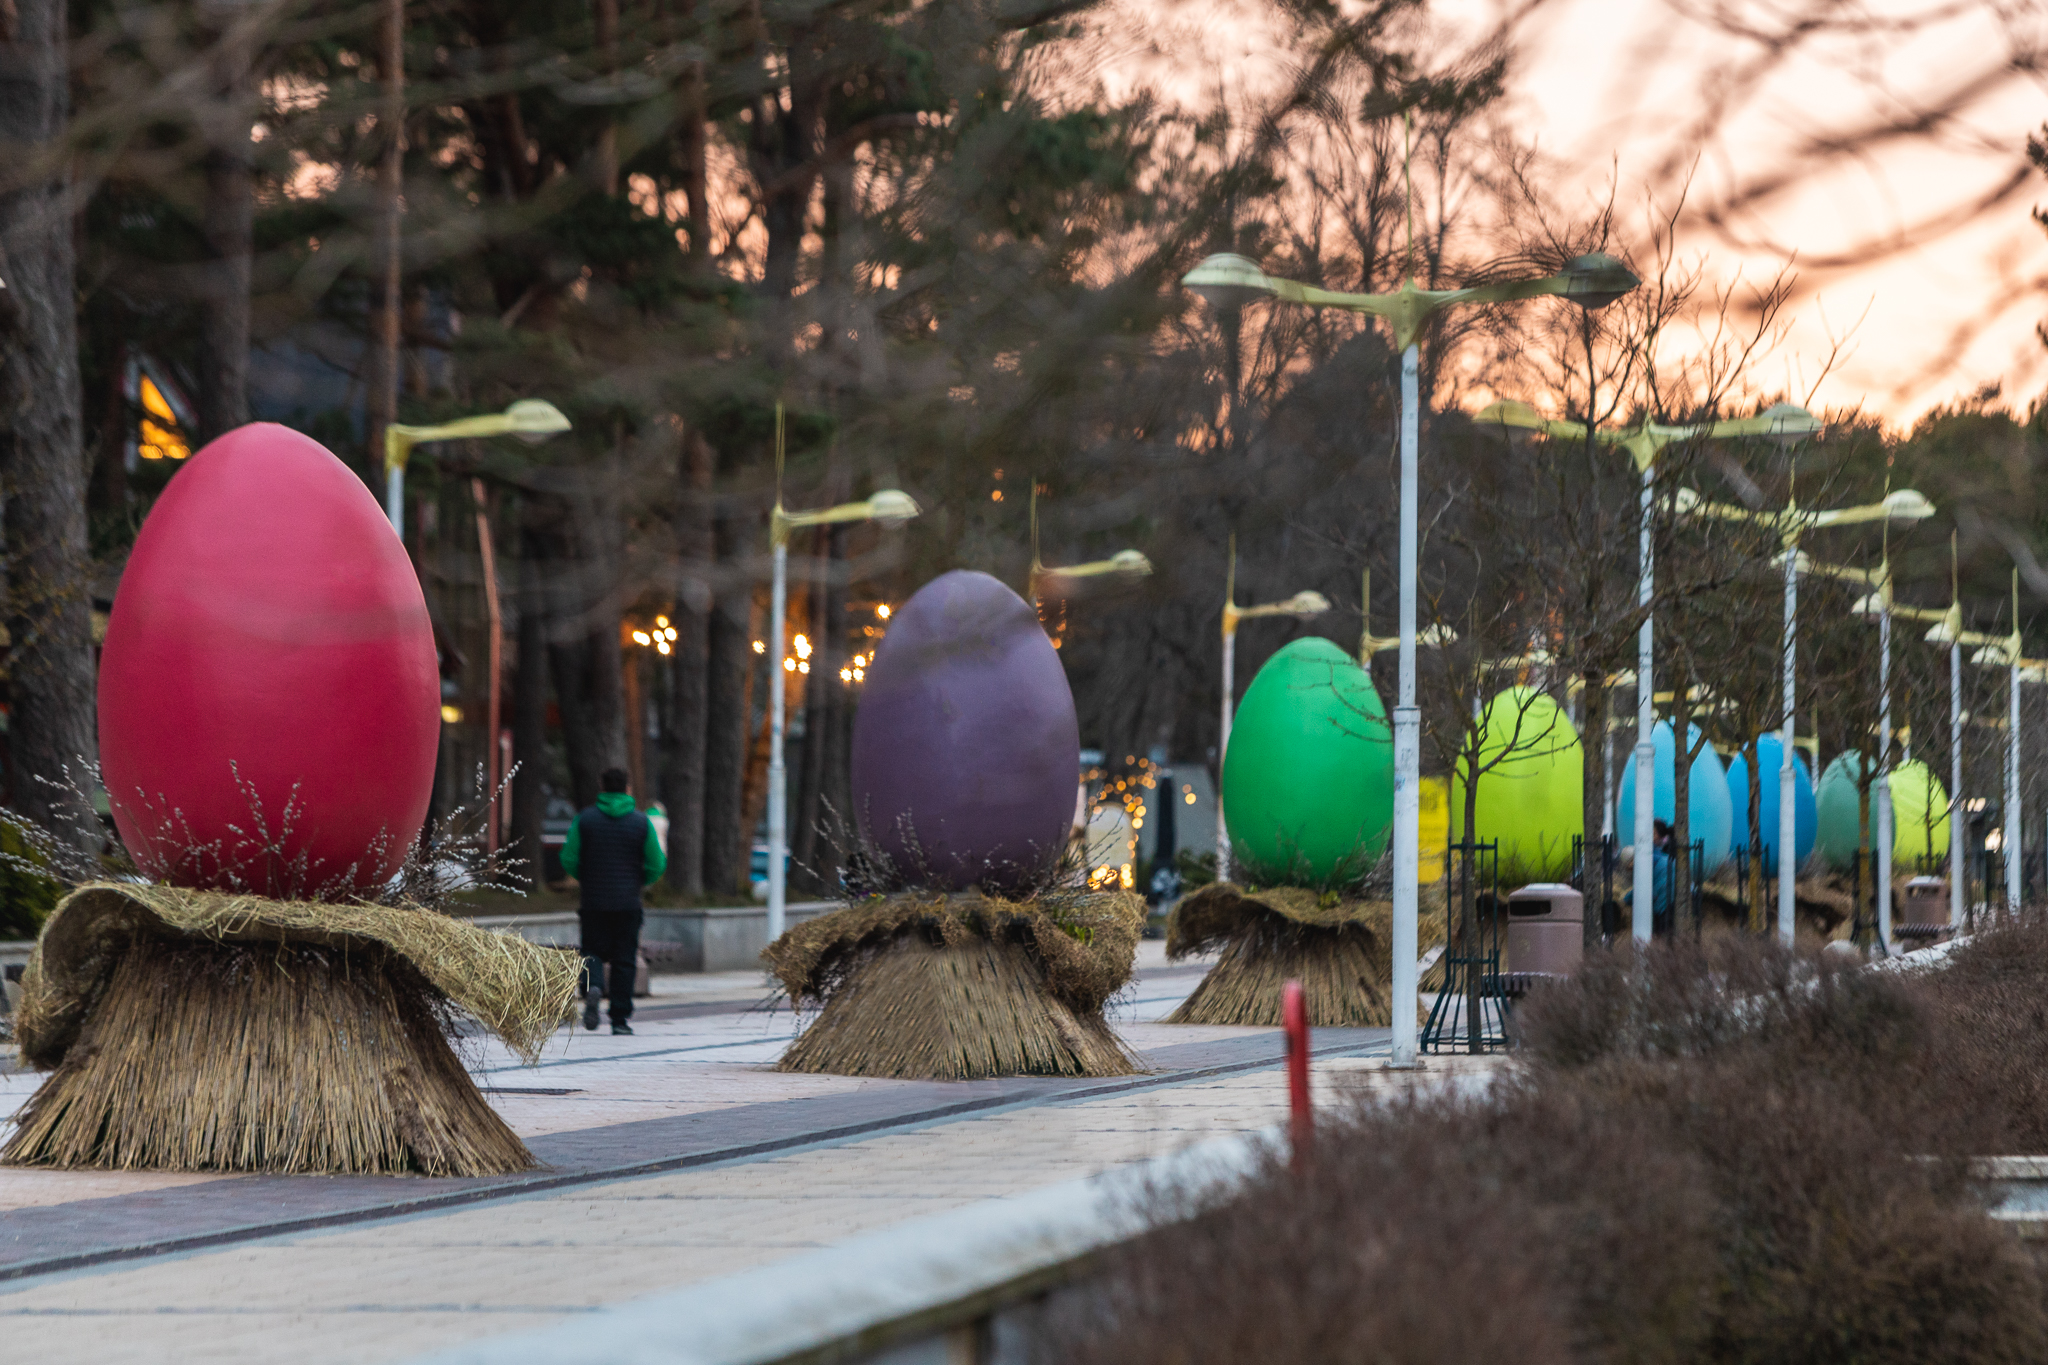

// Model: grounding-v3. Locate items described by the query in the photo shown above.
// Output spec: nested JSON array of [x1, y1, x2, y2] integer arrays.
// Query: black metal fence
[[1422, 840, 1502, 1055]]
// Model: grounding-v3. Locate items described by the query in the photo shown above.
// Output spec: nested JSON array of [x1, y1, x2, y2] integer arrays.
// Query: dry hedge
[[1044, 926, 2048, 1364]]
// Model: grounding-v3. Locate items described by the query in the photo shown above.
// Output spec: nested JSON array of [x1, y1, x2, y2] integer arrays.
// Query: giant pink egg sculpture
[[97, 423, 439, 896]]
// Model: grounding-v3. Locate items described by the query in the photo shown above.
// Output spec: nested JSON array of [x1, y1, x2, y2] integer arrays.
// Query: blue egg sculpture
[[1725, 733, 1817, 869], [1614, 720, 1733, 874]]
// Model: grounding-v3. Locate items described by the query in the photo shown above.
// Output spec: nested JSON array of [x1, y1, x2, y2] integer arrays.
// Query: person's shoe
[[611, 1021, 634, 1036], [582, 989, 601, 1031]]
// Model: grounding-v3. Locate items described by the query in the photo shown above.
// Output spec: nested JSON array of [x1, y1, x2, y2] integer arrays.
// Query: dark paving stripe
[[0, 1029, 1387, 1285]]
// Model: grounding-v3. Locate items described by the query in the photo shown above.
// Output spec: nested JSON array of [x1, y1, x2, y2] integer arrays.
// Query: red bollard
[[1283, 978, 1311, 1163]]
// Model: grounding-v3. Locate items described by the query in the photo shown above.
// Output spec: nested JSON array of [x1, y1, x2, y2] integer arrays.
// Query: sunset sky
[[1112, 0, 2048, 427], [1494, 0, 2048, 427]]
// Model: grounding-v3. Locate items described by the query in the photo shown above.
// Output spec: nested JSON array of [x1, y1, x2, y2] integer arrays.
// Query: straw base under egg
[[0, 883, 578, 1176], [767, 890, 1144, 1081], [2, 936, 537, 1175], [1164, 883, 1446, 1028]]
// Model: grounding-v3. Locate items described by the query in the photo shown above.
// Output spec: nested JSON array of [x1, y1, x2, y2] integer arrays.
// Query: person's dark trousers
[[579, 910, 642, 1025]]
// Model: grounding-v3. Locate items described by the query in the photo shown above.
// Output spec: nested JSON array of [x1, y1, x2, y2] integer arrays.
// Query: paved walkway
[[0, 942, 1498, 1363]]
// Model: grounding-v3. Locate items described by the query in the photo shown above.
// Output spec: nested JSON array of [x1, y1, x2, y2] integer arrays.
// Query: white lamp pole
[[1477, 402, 1819, 942], [1826, 550, 1958, 951], [1878, 603, 1893, 944], [1952, 631, 1965, 925], [1184, 251, 1637, 1066], [766, 404, 921, 940], [1685, 486, 1936, 944], [1778, 539, 1799, 947], [1214, 535, 1330, 882]]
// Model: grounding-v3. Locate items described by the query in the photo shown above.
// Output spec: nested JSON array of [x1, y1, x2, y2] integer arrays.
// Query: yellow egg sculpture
[[1447, 686, 1583, 884]]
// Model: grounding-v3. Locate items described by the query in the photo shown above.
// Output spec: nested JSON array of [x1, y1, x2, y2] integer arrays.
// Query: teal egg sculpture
[[1614, 720, 1734, 874], [1726, 734, 1816, 868], [1815, 754, 1952, 872], [1221, 637, 1393, 884], [1447, 686, 1583, 882]]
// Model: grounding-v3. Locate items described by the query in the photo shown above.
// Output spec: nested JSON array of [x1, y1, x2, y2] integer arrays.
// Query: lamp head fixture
[[1559, 253, 1640, 310], [1754, 402, 1822, 447], [1181, 253, 1273, 311], [1881, 488, 1936, 522], [504, 399, 572, 445], [866, 489, 921, 527]]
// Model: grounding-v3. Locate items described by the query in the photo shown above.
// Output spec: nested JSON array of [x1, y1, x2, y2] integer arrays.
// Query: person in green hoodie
[[561, 767, 667, 1034]]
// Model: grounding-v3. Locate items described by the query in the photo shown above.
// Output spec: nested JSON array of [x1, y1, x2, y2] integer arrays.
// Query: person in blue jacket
[[1623, 820, 1677, 937], [561, 767, 666, 1034]]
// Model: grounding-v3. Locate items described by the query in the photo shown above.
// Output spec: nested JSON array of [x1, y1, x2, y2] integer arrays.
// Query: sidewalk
[[0, 942, 1502, 1364]]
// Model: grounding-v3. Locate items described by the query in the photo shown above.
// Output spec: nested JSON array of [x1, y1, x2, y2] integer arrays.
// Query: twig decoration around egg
[[1165, 637, 1427, 1028], [1, 424, 577, 1176], [767, 571, 1143, 1080]]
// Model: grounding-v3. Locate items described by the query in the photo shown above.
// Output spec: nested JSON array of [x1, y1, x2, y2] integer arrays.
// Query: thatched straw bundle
[[1165, 883, 1447, 1028], [3, 883, 579, 1175], [766, 890, 1143, 1080]]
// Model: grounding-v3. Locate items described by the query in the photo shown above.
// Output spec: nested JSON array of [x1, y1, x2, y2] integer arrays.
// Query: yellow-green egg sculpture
[[1221, 637, 1393, 884], [1447, 686, 1584, 883], [1816, 754, 1951, 872]]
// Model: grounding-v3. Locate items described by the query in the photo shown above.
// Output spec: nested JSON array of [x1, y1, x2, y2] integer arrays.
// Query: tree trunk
[[1745, 737, 1765, 933], [592, 0, 619, 195], [587, 613, 626, 778], [661, 427, 712, 895], [548, 631, 602, 811], [677, 41, 710, 267], [702, 509, 752, 894], [370, 0, 403, 496], [1460, 737, 1482, 1054], [1672, 685, 1691, 938], [793, 523, 852, 893], [197, 12, 253, 441], [0, 0, 97, 846], [1580, 671, 1606, 952], [509, 542, 549, 889]]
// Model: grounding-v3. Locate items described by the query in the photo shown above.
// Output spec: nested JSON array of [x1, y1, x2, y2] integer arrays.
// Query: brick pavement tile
[[0, 966, 1433, 1364], [0, 1169, 242, 1213], [0, 1311, 583, 1365]]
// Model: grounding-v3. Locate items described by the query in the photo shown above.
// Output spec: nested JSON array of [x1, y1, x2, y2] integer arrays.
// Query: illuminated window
[[137, 376, 191, 461]]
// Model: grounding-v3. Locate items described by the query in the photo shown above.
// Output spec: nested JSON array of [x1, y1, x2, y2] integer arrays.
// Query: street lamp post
[[1685, 486, 1936, 944], [1476, 400, 1819, 942], [383, 399, 573, 538], [1183, 250, 1637, 1067], [1214, 535, 1330, 882], [767, 406, 920, 941], [1920, 539, 1991, 928], [1952, 572, 2032, 915], [381, 399, 572, 858], [1810, 547, 1954, 950]]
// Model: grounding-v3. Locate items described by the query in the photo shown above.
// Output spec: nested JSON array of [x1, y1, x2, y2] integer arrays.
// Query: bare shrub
[[1050, 934, 2048, 1363]]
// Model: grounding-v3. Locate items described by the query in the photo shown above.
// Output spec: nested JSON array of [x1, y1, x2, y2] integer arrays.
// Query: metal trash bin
[[1896, 875, 1950, 940], [1504, 883, 1583, 976]]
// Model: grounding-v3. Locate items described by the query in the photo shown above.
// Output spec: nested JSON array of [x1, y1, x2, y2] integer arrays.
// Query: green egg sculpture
[[1222, 637, 1393, 884], [1816, 754, 1951, 872], [1447, 686, 1584, 883]]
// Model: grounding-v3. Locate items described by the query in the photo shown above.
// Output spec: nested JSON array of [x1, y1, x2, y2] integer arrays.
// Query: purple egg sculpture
[[851, 570, 1080, 891]]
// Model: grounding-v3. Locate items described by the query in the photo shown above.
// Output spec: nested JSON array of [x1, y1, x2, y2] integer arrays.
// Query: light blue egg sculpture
[[1614, 720, 1733, 874], [1726, 733, 1817, 869]]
